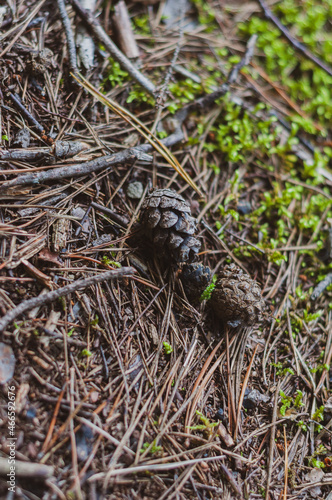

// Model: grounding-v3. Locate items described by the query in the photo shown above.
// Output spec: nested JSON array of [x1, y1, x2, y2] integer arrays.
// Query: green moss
[[239, 0, 332, 128], [133, 14, 151, 36], [202, 98, 279, 163], [200, 275, 217, 301], [127, 85, 155, 106], [163, 341, 173, 355], [191, 0, 218, 31], [103, 58, 129, 88]]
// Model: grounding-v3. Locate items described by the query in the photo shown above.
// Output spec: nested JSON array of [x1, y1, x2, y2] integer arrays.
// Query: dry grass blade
[[283, 426, 289, 500], [71, 72, 203, 197], [233, 344, 258, 440]]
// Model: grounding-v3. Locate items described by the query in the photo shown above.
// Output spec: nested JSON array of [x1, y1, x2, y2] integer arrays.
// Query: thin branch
[[7, 92, 46, 135], [0, 141, 87, 163], [0, 267, 136, 334], [0, 147, 151, 190], [265, 380, 280, 500], [88, 455, 225, 481], [90, 201, 129, 227], [258, 0, 332, 77], [57, 0, 78, 74], [69, 0, 155, 94]]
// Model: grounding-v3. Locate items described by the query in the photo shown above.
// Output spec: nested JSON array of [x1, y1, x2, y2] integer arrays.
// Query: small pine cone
[[211, 264, 264, 327], [181, 262, 212, 301], [141, 188, 201, 263]]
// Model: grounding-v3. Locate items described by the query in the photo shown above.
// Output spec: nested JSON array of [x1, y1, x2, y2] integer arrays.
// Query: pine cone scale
[[141, 188, 200, 263]]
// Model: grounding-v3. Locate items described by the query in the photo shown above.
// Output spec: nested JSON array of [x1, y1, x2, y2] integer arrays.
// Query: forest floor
[[0, 0, 332, 499]]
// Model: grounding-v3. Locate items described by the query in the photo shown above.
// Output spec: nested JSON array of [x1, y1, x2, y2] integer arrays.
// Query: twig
[[234, 345, 258, 440], [57, 0, 78, 74], [265, 381, 280, 500], [69, 0, 155, 94], [0, 141, 87, 163], [7, 92, 45, 135], [0, 146, 150, 190], [88, 455, 225, 481], [220, 463, 242, 498], [90, 201, 129, 227], [258, 0, 332, 78], [283, 426, 288, 500], [311, 272, 332, 301], [113, 0, 139, 59], [155, 14, 184, 108], [0, 267, 135, 333], [76, 0, 96, 71]]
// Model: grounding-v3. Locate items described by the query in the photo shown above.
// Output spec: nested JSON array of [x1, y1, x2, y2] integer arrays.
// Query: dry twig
[[0, 267, 136, 333]]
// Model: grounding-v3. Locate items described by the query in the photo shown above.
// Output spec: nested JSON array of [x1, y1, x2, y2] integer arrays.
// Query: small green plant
[[310, 363, 330, 375], [189, 410, 219, 437], [81, 348, 92, 357], [203, 98, 279, 164], [191, 0, 217, 30], [312, 405, 324, 423], [200, 275, 217, 301], [271, 362, 295, 377], [239, 1, 332, 129], [101, 255, 122, 268], [297, 420, 308, 432], [127, 85, 155, 106], [133, 14, 151, 36], [58, 296, 66, 311], [103, 58, 128, 88], [163, 342, 173, 355], [308, 444, 327, 468], [279, 390, 304, 417], [140, 440, 163, 455], [90, 314, 99, 326]]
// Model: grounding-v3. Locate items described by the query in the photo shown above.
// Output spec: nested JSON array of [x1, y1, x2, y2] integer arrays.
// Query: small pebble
[[12, 128, 31, 148], [237, 200, 252, 215], [127, 181, 144, 200], [243, 389, 269, 409], [215, 408, 224, 420]]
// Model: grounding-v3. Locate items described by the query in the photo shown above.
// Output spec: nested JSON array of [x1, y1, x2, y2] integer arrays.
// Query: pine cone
[[181, 262, 212, 301], [141, 188, 201, 263], [211, 264, 264, 327]]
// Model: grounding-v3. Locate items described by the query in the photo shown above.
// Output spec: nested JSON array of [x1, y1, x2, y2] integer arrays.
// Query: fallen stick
[[113, 0, 139, 59], [0, 267, 136, 334], [7, 92, 46, 136], [0, 146, 152, 190], [57, 0, 78, 74], [0, 141, 88, 163]]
